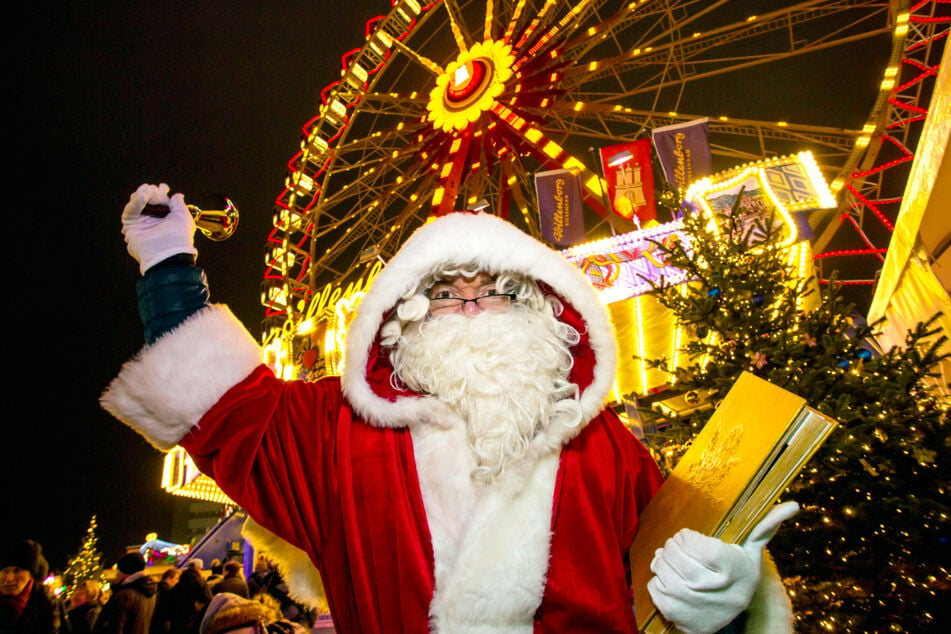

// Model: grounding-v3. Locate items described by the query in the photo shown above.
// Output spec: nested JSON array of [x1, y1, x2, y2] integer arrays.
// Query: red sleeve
[[180, 365, 347, 564]]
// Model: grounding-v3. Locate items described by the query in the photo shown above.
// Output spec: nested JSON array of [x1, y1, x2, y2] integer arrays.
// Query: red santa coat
[[102, 213, 792, 633], [181, 366, 662, 633]]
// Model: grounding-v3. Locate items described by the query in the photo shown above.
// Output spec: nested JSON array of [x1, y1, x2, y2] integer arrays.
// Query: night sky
[[7, 1, 892, 572], [8, 1, 385, 570]]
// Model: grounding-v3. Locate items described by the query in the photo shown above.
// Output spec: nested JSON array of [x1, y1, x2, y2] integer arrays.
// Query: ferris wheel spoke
[[553, 0, 735, 87], [499, 157, 540, 237], [490, 101, 639, 233], [442, 0, 475, 52], [318, 156, 428, 221], [311, 152, 437, 259], [483, 0, 496, 41], [540, 103, 860, 148], [559, 1, 892, 104], [348, 93, 430, 120], [509, 0, 594, 56], [430, 133, 474, 216], [501, 0, 533, 45], [547, 1, 645, 63]]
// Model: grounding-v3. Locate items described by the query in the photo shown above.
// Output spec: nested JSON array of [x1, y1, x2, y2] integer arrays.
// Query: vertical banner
[[534, 168, 586, 246], [598, 139, 657, 223], [652, 118, 713, 190]]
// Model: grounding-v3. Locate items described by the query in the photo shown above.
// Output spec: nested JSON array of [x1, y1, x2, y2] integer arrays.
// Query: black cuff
[[137, 263, 210, 344], [146, 253, 197, 271]]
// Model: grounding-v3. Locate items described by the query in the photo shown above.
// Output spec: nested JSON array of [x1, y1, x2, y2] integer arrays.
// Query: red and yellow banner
[[598, 139, 656, 223]]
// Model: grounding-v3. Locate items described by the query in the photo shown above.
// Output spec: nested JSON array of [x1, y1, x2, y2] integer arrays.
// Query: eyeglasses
[[428, 292, 517, 314]]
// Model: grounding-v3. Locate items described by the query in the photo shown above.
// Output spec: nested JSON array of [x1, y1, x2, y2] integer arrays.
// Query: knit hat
[[116, 551, 146, 575], [1, 540, 45, 578], [199, 592, 271, 634]]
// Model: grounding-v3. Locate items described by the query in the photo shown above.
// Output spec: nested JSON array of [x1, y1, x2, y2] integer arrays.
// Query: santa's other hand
[[740, 501, 799, 558], [646, 502, 799, 634], [121, 183, 198, 275]]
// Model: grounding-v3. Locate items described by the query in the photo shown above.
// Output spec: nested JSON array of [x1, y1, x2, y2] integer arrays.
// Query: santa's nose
[[461, 297, 483, 315]]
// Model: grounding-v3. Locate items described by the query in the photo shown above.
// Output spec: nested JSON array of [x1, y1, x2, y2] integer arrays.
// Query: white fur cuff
[[100, 305, 263, 450], [744, 552, 794, 633]]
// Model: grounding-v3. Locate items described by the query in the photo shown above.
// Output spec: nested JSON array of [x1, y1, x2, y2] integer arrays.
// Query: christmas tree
[[62, 515, 106, 595], [638, 196, 950, 631]]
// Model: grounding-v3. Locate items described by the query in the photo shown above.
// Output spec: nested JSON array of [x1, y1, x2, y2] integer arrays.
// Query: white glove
[[121, 183, 198, 275], [647, 501, 799, 634]]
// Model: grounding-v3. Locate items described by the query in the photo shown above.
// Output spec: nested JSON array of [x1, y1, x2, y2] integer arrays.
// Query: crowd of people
[[0, 540, 313, 634]]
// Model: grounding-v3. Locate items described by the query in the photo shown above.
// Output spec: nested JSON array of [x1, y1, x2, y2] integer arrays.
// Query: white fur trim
[[413, 421, 560, 633], [744, 552, 794, 633], [100, 305, 262, 450], [242, 518, 330, 614], [342, 212, 617, 446]]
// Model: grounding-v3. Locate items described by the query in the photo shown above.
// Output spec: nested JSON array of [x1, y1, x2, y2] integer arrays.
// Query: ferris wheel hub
[[427, 40, 515, 132]]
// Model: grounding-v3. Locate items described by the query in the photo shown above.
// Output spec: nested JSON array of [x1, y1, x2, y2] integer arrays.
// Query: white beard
[[391, 305, 580, 485]]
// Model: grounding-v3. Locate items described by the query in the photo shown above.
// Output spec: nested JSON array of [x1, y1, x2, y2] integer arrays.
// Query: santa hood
[[341, 212, 618, 448]]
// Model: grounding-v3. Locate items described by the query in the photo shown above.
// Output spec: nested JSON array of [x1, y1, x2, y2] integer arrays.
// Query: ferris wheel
[[260, 0, 949, 378]]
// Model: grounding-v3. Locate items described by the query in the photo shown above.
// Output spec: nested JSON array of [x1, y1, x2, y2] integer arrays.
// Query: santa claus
[[103, 183, 797, 633]]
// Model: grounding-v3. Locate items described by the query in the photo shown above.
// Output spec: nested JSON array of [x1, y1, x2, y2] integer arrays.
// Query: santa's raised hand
[[121, 183, 197, 275]]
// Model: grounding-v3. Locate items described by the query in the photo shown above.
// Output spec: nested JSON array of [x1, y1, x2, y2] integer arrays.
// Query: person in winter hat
[[211, 562, 249, 599], [92, 552, 155, 634], [0, 541, 46, 582], [198, 592, 307, 634], [0, 539, 56, 633], [67, 579, 104, 634], [102, 183, 799, 633], [115, 554, 145, 578], [186, 559, 204, 572], [150, 567, 210, 634]]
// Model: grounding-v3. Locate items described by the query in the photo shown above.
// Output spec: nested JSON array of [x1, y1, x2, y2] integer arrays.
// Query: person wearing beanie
[[211, 562, 249, 599], [66, 579, 103, 634], [115, 554, 145, 578], [199, 592, 306, 634], [150, 568, 210, 634], [0, 539, 57, 633], [92, 552, 156, 634], [206, 559, 223, 586], [245, 557, 271, 601]]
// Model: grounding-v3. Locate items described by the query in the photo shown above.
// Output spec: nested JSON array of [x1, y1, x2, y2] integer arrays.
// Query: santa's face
[[392, 273, 579, 484], [426, 272, 514, 316]]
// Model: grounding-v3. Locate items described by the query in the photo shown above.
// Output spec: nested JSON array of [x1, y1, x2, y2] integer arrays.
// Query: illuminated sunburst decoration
[[427, 40, 515, 132]]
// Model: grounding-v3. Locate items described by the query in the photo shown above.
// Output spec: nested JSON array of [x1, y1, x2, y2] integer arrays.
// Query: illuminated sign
[[684, 151, 836, 250], [561, 221, 691, 304], [301, 259, 383, 330], [162, 447, 234, 505]]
